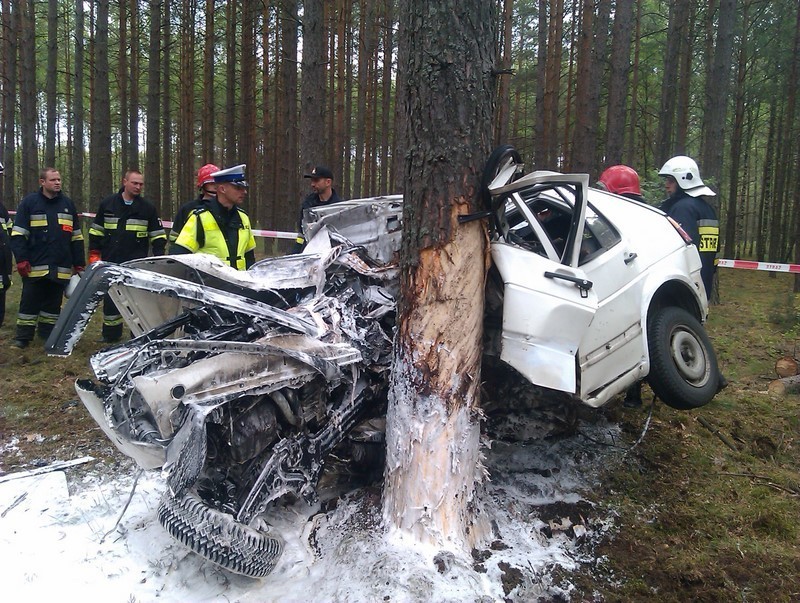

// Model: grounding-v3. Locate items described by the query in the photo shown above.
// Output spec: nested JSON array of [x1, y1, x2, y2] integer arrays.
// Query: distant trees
[[0, 0, 798, 265]]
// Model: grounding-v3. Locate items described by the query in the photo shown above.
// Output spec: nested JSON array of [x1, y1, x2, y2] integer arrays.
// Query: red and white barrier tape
[[717, 259, 800, 273]]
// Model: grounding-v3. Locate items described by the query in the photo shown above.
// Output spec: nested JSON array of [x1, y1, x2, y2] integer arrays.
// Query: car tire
[[647, 306, 719, 410], [481, 144, 522, 212], [157, 490, 283, 578]]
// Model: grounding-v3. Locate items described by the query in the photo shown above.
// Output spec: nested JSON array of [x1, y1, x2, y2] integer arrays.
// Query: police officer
[[293, 165, 344, 252], [89, 169, 167, 342], [168, 163, 220, 249], [0, 161, 12, 327], [10, 167, 85, 348], [171, 164, 256, 270], [658, 155, 720, 299]]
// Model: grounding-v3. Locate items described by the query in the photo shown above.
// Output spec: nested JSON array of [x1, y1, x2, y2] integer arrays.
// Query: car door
[[489, 173, 599, 394]]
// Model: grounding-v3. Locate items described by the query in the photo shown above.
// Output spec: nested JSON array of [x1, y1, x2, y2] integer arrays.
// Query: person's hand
[[16, 260, 31, 277], [73, 265, 85, 275], [88, 250, 102, 264]]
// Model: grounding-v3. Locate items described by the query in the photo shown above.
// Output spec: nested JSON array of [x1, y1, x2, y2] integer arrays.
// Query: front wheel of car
[[647, 306, 719, 410], [158, 490, 284, 578]]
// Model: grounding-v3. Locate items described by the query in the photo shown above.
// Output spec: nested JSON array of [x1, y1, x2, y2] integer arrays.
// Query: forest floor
[[1, 268, 799, 602]]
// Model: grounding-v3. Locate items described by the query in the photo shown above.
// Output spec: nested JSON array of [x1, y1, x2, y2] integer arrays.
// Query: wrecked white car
[[46, 147, 719, 577]]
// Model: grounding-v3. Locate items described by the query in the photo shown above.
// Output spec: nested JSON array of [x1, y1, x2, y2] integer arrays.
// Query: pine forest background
[[0, 0, 799, 263]]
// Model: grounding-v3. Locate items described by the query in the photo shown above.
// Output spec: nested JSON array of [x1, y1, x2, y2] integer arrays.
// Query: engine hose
[[270, 389, 300, 426]]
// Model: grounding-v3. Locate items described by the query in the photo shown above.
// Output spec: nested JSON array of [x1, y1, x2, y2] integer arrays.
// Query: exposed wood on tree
[[384, 0, 495, 550]]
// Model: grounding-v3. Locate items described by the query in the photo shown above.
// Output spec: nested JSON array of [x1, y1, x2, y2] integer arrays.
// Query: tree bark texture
[[300, 0, 326, 176], [89, 0, 112, 202], [604, 0, 634, 166], [383, 0, 495, 550]]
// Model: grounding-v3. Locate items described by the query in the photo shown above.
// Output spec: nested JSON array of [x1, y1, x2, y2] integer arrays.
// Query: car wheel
[[481, 144, 522, 212], [647, 306, 719, 410], [158, 490, 283, 578]]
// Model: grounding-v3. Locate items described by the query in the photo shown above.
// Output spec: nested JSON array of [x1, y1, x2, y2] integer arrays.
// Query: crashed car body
[[46, 152, 718, 577]]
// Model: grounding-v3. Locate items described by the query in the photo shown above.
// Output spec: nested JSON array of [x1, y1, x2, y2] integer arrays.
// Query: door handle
[[624, 252, 638, 265], [544, 271, 593, 297]]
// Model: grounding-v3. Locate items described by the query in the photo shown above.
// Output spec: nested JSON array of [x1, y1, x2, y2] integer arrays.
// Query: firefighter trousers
[[15, 277, 65, 342]]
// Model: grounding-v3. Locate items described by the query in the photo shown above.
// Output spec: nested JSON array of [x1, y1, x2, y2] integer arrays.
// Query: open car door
[[489, 172, 599, 394]]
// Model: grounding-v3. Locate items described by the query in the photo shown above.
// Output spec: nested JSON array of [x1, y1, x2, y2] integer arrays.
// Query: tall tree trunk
[[178, 0, 197, 204], [19, 0, 38, 191], [240, 0, 257, 200], [119, 0, 129, 170], [225, 0, 238, 163], [145, 0, 162, 212], [391, 0, 407, 194], [202, 0, 215, 163], [278, 0, 299, 228], [624, 0, 642, 166], [45, 0, 58, 168], [128, 0, 140, 169], [352, 2, 375, 198], [71, 0, 85, 208], [533, 0, 548, 168], [655, 0, 689, 163], [161, 0, 172, 210], [701, 0, 737, 210], [379, 0, 394, 194], [300, 0, 326, 175], [2, 0, 19, 204], [383, 0, 495, 550], [570, 0, 597, 173], [494, 0, 514, 147], [604, 0, 634, 166], [89, 0, 112, 202]]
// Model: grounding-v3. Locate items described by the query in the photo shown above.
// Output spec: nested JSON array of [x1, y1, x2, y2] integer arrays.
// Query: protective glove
[[72, 265, 85, 275], [88, 250, 102, 264], [16, 260, 31, 278]]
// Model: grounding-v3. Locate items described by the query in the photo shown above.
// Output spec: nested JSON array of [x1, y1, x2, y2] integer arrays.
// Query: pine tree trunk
[[45, 0, 58, 168], [383, 0, 495, 550], [71, 0, 85, 208], [145, 0, 161, 212], [89, 0, 112, 201], [300, 0, 326, 174]]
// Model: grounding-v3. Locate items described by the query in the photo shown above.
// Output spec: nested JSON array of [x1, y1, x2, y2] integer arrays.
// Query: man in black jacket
[[292, 165, 344, 253], [89, 170, 167, 342], [10, 168, 85, 348]]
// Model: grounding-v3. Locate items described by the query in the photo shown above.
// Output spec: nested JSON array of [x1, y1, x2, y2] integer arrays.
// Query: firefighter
[[171, 164, 256, 270], [10, 167, 85, 349], [0, 161, 12, 327], [658, 155, 719, 299], [89, 169, 167, 342], [168, 163, 220, 249]]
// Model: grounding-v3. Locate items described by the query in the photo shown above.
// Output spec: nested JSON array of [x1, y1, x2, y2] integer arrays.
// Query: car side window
[[502, 189, 620, 265]]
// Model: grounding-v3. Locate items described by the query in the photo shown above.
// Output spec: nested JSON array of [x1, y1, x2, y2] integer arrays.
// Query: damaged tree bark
[[383, 1, 496, 550]]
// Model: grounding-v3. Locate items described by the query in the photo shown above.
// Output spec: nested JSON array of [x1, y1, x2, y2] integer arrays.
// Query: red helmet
[[196, 163, 220, 189], [598, 165, 641, 196]]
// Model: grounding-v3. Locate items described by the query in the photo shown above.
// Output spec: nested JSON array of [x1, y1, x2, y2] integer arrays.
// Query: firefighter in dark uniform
[[292, 165, 344, 253], [89, 169, 167, 342], [171, 164, 256, 270], [168, 163, 219, 249], [0, 161, 12, 327], [10, 167, 85, 349], [658, 155, 720, 299]]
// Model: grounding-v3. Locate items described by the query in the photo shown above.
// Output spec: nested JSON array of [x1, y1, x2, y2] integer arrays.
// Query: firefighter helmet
[[196, 163, 220, 189], [658, 156, 716, 197], [598, 165, 641, 196]]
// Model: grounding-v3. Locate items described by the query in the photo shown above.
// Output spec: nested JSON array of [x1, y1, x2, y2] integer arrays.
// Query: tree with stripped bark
[[382, 0, 496, 550]]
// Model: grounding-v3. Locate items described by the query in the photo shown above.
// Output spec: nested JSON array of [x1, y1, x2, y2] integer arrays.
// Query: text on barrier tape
[[717, 259, 800, 273]]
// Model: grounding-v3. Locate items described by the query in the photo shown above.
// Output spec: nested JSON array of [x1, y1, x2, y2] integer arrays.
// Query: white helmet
[[658, 155, 716, 197]]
